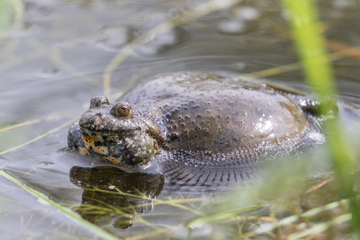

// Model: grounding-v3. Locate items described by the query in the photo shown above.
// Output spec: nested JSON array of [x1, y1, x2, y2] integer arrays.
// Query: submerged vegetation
[[0, 0, 359, 239]]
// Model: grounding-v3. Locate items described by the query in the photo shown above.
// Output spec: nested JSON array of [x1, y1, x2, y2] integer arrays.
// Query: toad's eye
[[112, 102, 132, 117], [90, 96, 109, 108]]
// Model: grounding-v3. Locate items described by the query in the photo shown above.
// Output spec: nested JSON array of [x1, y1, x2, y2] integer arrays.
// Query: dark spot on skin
[[167, 132, 180, 141]]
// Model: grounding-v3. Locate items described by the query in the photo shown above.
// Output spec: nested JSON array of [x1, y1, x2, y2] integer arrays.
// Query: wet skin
[[68, 72, 326, 172]]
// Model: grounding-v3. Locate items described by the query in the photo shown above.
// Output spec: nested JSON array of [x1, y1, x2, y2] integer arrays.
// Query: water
[[0, 0, 359, 239]]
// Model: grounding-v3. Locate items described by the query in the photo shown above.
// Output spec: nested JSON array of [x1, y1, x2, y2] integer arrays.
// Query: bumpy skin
[[68, 72, 325, 173]]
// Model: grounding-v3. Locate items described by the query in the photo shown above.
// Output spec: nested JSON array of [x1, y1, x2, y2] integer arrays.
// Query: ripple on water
[[94, 24, 138, 52]]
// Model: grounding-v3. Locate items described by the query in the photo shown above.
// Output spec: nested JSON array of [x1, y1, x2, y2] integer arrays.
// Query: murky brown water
[[0, 0, 359, 239]]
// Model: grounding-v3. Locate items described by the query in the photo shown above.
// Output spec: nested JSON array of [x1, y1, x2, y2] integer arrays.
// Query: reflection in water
[[70, 166, 164, 229]]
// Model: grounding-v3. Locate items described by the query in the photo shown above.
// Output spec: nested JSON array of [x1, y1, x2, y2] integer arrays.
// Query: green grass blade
[[186, 204, 263, 227], [282, 0, 334, 95], [0, 0, 24, 30], [0, 171, 120, 240], [288, 213, 352, 240], [281, 0, 359, 233]]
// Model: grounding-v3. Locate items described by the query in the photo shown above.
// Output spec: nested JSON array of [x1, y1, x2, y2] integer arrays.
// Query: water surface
[[0, 0, 359, 238]]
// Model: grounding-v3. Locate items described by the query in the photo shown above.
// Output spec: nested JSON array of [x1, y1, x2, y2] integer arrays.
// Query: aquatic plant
[[282, 0, 360, 234]]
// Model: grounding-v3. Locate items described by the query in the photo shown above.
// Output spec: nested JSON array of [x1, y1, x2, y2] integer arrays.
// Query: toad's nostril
[[90, 96, 110, 108]]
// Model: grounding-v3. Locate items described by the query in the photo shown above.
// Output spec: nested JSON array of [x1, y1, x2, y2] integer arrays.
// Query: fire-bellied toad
[[68, 72, 330, 181]]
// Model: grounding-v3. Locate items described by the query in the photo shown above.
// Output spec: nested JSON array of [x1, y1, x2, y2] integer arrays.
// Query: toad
[[68, 72, 330, 176]]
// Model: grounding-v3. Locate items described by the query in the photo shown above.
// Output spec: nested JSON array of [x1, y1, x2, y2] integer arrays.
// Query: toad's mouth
[[79, 122, 142, 132], [80, 127, 139, 135]]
